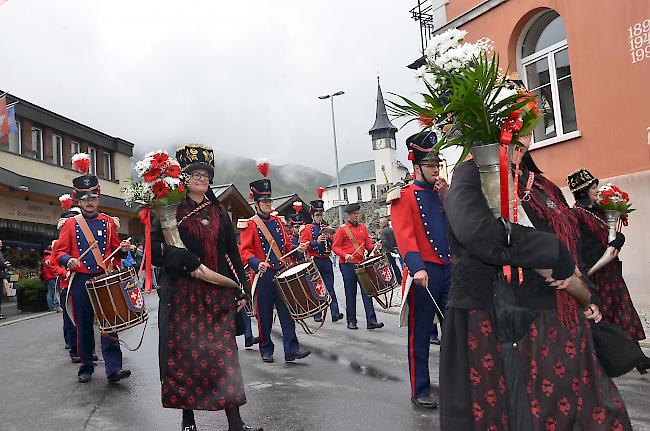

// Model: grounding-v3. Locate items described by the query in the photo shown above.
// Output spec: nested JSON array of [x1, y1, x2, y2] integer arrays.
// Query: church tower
[[369, 78, 400, 190]]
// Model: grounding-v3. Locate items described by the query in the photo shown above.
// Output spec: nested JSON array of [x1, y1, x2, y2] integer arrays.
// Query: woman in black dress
[[568, 168, 649, 374], [152, 145, 262, 431], [440, 138, 631, 430]]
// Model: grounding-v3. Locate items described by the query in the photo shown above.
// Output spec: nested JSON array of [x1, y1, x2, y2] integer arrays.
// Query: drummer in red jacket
[[53, 153, 131, 384], [331, 203, 384, 330], [388, 132, 451, 409], [239, 170, 310, 364]]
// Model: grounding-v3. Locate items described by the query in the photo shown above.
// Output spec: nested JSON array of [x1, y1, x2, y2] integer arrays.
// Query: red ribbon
[[498, 109, 524, 283], [138, 207, 153, 293]]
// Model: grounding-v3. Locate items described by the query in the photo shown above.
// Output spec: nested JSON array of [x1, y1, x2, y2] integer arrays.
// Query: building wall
[[451, 0, 650, 186], [323, 180, 376, 211], [373, 146, 404, 186]]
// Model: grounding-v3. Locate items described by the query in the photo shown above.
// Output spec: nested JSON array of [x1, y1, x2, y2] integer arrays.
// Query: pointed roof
[[368, 78, 398, 135]]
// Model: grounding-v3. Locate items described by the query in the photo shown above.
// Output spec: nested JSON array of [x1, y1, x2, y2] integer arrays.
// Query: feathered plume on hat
[[59, 194, 73, 210], [72, 153, 91, 174], [317, 187, 325, 199], [256, 159, 270, 177], [293, 201, 303, 214]]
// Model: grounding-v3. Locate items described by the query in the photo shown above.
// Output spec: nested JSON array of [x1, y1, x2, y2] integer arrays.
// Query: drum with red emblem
[[355, 255, 398, 309], [273, 261, 331, 334], [85, 267, 149, 333]]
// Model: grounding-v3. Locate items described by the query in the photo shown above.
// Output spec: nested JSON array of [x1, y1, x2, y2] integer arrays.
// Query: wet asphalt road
[[1, 273, 650, 431]]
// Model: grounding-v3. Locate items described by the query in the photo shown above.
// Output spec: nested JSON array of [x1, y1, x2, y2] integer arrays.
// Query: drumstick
[[280, 243, 308, 260], [103, 237, 132, 264]]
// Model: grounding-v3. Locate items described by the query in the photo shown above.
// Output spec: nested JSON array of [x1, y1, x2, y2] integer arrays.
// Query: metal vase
[[602, 210, 620, 242], [153, 204, 186, 249]]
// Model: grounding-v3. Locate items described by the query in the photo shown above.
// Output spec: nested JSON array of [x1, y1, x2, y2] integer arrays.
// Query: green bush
[[15, 278, 47, 302]]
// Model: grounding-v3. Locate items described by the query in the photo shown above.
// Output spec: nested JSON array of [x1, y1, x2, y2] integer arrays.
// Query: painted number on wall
[[629, 19, 650, 63]]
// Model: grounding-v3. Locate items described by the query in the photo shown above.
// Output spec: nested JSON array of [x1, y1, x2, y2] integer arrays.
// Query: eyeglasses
[[420, 163, 442, 169], [190, 172, 210, 181]]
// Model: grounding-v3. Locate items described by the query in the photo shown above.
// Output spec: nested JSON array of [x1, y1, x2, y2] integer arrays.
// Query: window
[[8, 120, 20, 154], [521, 10, 578, 147], [71, 141, 80, 155], [371, 184, 376, 199], [356, 186, 362, 202], [31, 127, 43, 160], [88, 147, 97, 175], [103, 152, 112, 180], [343, 188, 348, 202], [52, 134, 63, 166]]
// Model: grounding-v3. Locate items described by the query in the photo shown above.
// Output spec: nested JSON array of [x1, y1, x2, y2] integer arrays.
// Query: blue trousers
[[46, 279, 58, 310], [408, 262, 451, 398], [339, 262, 378, 325], [60, 289, 78, 358], [313, 257, 340, 319], [255, 269, 300, 358], [240, 308, 253, 340], [70, 273, 122, 377]]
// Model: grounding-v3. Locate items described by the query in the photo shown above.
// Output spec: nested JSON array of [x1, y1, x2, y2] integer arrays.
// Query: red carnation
[[601, 197, 612, 204], [152, 180, 170, 198], [151, 152, 170, 169], [622, 192, 630, 201], [144, 167, 162, 183], [177, 183, 186, 192], [418, 113, 434, 128], [165, 164, 181, 178]]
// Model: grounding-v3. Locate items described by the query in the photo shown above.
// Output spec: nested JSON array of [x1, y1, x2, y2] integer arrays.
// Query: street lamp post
[[319, 90, 345, 226]]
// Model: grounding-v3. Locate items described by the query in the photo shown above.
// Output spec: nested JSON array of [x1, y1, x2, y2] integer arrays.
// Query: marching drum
[[274, 261, 331, 334], [85, 267, 149, 333], [355, 255, 398, 309], [243, 265, 256, 318]]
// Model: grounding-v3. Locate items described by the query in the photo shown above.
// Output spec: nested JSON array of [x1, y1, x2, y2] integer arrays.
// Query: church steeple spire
[[369, 77, 398, 138]]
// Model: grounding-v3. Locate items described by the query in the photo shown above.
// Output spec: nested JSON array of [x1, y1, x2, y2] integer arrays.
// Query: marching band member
[[331, 203, 384, 330], [388, 132, 451, 409], [301, 192, 343, 323], [240, 160, 310, 364], [151, 145, 261, 431], [288, 202, 306, 264], [53, 153, 131, 384]]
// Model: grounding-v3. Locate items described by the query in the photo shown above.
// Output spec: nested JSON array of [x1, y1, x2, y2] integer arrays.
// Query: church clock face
[[373, 138, 394, 150]]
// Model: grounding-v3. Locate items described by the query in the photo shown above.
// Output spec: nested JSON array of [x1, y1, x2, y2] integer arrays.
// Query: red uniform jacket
[[48, 239, 71, 289], [300, 223, 331, 260], [42, 250, 58, 281], [53, 213, 122, 275], [331, 221, 373, 264], [240, 214, 294, 272], [389, 182, 450, 276]]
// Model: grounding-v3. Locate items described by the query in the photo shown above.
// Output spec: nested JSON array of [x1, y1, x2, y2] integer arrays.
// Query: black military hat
[[406, 131, 441, 164], [310, 200, 325, 214], [175, 144, 215, 181], [288, 213, 304, 225], [344, 202, 361, 213], [71, 153, 100, 199], [249, 179, 272, 201], [567, 168, 598, 193]]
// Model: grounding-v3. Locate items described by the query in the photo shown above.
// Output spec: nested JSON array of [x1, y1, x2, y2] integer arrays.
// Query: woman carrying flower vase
[[149, 145, 262, 431], [441, 138, 632, 430], [568, 169, 649, 374]]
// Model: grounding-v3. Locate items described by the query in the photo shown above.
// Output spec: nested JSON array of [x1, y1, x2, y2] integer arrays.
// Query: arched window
[[343, 188, 348, 202], [356, 186, 362, 202], [371, 184, 376, 199], [521, 10, 578, 147]]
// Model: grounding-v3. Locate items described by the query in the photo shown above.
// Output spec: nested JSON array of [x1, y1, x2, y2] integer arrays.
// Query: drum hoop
[[357, 255, 384, 268]]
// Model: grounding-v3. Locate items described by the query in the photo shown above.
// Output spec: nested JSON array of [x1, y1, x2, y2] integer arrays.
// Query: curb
[[0, 311, 56, 328]]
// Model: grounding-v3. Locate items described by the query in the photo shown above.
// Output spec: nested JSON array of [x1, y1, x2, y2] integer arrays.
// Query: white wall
[[323, 180, 375, 211]]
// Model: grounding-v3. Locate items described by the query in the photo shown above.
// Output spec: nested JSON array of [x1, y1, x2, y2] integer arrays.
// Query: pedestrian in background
[[0, 239, 8, 320], [43, 245, 60, 312]]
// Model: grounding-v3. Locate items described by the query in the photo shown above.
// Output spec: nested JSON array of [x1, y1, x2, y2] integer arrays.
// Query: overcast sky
[[0, 0, 428, 175]]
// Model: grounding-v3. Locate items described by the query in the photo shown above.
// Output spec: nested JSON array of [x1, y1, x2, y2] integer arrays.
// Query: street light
[[319, 90, 345, 226]]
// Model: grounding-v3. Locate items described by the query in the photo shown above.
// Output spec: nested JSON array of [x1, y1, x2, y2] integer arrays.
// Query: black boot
[[182, 409, 197, 431], [226, 406, 263, 431]]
